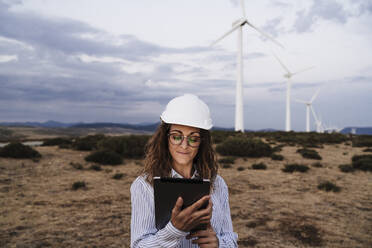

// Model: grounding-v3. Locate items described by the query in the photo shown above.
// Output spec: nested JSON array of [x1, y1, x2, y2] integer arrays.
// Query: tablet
[[153, 177, 210, 230]]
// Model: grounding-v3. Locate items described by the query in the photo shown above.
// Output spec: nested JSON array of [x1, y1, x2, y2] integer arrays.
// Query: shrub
[[218, 157, 236, 164], [297, 148, 322, 160], [222, 164, 232, 169], [0, 142, 41, 159], [85, 150, 123, 165], [237, 166, 245, 171], [317, 181, 341, 192], [311, 162, 323, 168], [42, 137, 72, 147], [351, 154, 372, 172], [70, 162, 83, 170], [216, 137, 272, 157], [339, 164, 354, 173], [282, 163, 309, 173], [98, 135, 150, 159], [72, 181, 86, 190], [252, 163, 267, 170], [90, 164, 102, 171], [112, 173, 124, 180], [271, 153, 284, 161], [272, 144, 285, 153], [73, 134, 105, 151], [363, 148, 372, 152], [210, 130, 236, 144], [352, 135, 372, 147]]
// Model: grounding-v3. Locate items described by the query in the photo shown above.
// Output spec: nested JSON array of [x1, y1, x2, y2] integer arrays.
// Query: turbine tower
[[210, 0, 283, 132], [272, 53, 314, 132], [295, 88, 320, 132]]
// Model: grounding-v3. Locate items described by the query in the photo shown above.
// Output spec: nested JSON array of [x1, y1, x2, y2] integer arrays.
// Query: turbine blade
[[310, 106, 319, 123], [240, 0, 246, 18], [210, 23, 242, 46], [310, 88, 321, 103], [292, 66, 315, 76], [271, 51, 291, 74], [246, 21, 284, 49], [294, 98, 308, 104]]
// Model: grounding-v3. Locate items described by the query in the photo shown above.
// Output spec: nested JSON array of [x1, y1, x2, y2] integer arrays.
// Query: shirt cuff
[[165, 221, 188, 238]]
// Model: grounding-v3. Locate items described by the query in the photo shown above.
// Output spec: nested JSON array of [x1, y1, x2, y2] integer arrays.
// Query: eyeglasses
[[168, 133, 201, 148]]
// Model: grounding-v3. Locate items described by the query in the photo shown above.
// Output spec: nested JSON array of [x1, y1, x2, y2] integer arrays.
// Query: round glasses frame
[[167, 133, 201, 148]]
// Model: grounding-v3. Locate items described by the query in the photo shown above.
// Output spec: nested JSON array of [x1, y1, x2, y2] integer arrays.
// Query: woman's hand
[[186, 224, 219, 248], [171, 195, 212, 232]]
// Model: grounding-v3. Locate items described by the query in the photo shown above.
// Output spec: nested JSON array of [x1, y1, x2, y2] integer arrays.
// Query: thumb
[[172, 197, 183, 216]]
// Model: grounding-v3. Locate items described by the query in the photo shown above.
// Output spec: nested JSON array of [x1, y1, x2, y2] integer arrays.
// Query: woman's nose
[[180, 137, 188, 148]]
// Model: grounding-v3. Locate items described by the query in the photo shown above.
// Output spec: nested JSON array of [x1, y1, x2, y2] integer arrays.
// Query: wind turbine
[[295, 88, 320, 132], [310, 106, 324, 133], [210, 0, 283, 132], [272, 53, 314, 132]]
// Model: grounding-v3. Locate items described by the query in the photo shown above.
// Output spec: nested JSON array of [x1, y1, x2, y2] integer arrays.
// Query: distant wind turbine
[[295, 88, 320, 132], [210, 0, 283, 132], [272, 53, 314, 132], [310, 106, 324, 133]]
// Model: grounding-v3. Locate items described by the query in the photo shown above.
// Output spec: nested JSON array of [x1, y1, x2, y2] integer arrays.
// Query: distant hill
[[71, 122, 160, 132], [1, 121, 371, 135], [341, 127, 372, 135]]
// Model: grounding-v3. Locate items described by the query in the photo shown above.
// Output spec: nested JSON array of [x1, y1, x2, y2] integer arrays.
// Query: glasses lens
[[169, 134, 183, 145], [187, 136, 201, 147]]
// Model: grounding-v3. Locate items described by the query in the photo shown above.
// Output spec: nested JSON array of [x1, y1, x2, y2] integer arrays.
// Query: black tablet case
[[153, 177, 210, 230]]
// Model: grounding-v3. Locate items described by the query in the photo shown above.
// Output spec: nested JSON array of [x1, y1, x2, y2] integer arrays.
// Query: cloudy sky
[[1, 0, 371, 131]]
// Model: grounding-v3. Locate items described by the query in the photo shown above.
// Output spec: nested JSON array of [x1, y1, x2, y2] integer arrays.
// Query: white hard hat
[[160, 94, 213, 130]]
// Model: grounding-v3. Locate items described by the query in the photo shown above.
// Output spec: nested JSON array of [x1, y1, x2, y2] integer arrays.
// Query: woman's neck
[[172, 163, 193, 178]]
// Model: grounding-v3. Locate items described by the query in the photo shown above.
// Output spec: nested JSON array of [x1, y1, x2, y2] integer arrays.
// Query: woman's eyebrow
[[169, 130, 200, 136]]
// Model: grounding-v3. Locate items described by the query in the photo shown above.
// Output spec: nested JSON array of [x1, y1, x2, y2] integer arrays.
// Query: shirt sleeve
[[214, 176, 238, 248], [130, 176, 188, 248]]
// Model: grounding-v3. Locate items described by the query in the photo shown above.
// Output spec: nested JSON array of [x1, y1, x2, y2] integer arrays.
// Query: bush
[[272, 144, 285, 153], [297, 148, 322, 160], [339, 164, 354, 173], [0, 142, 41, 159], [252, 163, 267, 170], [42, 137, 72, 147], [271, 153, 284, 161], [218, 157, 236, 164], [222, 164, 232, 169], [363, 148, 372, 152], [90, 164, 102, 171], [352, 135, 372, 147], [70, 162, 83, 170], [317, 181, 341, 192], [282, 163, 309, 173], [73, 134, 105, 151], [351, 154, 372, 172], [112, 173, 124, 180], [216, 137, 272, 157], [210, 130, 236, 144], [237, 166, 245, 171], [98, 135, 150, 159], [72, 181, 86, 190], [85, 150, 123, 165], [311, 162, 323, 168]]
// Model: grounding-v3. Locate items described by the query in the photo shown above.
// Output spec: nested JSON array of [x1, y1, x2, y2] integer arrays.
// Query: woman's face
[[168, 124, 200, 169]]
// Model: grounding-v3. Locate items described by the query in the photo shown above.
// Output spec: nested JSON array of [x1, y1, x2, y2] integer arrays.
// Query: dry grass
[[0, 135, 371, 247]]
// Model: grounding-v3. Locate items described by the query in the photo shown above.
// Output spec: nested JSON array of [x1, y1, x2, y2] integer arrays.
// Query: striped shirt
[[130, 169, 238, 247]]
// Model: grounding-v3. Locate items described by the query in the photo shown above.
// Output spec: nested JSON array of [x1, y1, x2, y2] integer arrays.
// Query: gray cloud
[[292, 0, 349, 33]]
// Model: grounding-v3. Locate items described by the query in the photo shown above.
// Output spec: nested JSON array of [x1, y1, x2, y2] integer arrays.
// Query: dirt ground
[[0, 141, 371, 247]]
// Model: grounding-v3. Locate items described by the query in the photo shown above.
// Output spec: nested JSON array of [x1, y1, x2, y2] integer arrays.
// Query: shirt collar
[[171, 166, 200, 179]]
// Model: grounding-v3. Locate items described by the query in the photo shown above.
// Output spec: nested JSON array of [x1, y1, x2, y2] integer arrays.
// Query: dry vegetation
[[0, 128, 371, 247]]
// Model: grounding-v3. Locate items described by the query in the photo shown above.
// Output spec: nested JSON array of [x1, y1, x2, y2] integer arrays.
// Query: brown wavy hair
[[143, 121, 218, 187]]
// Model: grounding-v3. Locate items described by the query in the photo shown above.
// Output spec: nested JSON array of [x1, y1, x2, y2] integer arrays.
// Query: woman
[[131, 94, 238, 247]]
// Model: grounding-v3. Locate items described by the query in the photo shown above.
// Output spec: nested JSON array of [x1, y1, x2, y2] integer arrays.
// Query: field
[[0, 127, 371, 247]]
